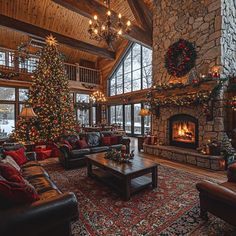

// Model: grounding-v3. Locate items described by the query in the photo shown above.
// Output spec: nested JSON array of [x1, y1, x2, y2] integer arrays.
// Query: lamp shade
[[20, 107, 37, 118], [139, 108, 150, 116]]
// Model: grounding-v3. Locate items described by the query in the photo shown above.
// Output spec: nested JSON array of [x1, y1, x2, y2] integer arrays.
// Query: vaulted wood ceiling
[[0, 0, 153, 72]]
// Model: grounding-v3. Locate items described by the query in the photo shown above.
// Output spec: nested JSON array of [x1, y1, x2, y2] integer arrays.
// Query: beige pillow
[[1, 155, 21, 171]]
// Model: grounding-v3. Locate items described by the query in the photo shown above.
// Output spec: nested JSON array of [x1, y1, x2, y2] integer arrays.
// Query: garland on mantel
[[147, 77, 227, 108], [152, 77, 224, 92]]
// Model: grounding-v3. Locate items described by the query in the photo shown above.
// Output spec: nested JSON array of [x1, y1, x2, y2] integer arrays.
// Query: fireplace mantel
[[151, 79, 220, 101]]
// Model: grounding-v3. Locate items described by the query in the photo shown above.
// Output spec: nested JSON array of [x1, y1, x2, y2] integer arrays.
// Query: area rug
[[44, 162, 235, 236]]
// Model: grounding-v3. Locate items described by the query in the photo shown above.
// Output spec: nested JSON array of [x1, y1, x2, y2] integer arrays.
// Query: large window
[[109, 43, 152, 96], [0, 87, 29, 139], [109, 103, 151, 136]]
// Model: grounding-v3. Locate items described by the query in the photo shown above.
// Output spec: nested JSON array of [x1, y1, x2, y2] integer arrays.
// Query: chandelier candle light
[[90, 90, 107, 103], [88, 0, 131, 49]]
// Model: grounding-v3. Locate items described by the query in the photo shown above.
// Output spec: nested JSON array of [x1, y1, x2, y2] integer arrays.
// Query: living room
[[0, 0, 236, 235]]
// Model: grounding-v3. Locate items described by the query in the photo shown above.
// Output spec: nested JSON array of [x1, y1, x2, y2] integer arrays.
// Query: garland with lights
[[153, 77, 219, 92], [148, 78, 227, 108], [165, 39, 197, 77], [0, 71, 19, 80]]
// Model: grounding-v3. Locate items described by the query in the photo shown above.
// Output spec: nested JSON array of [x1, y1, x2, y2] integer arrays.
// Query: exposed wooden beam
[[127, 0, 152, 32], [0, 14, 115, 60], [53, 0, 152, 47]]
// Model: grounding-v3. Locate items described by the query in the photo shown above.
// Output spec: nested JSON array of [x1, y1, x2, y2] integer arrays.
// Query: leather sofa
[[0, 144, 78, 236], [59, 131, 130, 169], [196, 162, 236, 226]]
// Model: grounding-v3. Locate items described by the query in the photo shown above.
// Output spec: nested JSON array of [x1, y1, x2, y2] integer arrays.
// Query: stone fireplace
[[169, 114, 198, 149]]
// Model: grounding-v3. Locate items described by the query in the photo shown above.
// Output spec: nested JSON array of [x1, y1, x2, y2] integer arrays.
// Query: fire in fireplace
[[169, 114, 198, 149]]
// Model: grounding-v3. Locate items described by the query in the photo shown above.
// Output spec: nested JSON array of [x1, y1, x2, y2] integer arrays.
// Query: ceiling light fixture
[[88, 0, 131, 50]]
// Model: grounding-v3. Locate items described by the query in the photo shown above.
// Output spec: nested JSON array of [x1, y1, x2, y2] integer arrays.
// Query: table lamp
[[19, 106, 37, 143]]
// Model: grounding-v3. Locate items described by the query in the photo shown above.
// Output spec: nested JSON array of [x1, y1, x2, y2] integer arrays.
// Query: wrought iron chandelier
[[88, 0, 131, 49]]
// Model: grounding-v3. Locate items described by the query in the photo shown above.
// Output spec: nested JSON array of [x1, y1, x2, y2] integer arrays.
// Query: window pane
[[124, 51, 131, 74], [144, 116, 151, 135], [117, 64, 123, 77], [110, 76, 116, 96], [0, 87, 15, 101], [0, 51, 6, 66], [76, 94, 90, 103], [142, 65, 152, 89], [116, 75, 123, 95], [0, 104, 15, 139], [142, 46, 152, 67], [92, 106, 96, 124], [8, 52, 14, 67], [124, 72, 131, 93], [134, 103, 141, 134], [133, 69, 141, 91], [116, 105, 123, 126], [124, 104, 131, 134], [132, 44, 141, 71], [19, 88, 29, 102], [77, 109, 89, 125], [110, 106, 116, 124]]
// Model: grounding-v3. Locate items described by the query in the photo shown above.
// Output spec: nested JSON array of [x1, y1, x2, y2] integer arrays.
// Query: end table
[[137, 136, 145, 152]]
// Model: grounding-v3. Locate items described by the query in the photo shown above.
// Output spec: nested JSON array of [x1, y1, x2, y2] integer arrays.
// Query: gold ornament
[[45, 35, 58, 46]]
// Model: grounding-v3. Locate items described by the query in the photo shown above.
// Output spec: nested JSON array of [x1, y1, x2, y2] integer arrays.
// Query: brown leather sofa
[[196, 162, 236, 226], [0, 144, 78, 236]]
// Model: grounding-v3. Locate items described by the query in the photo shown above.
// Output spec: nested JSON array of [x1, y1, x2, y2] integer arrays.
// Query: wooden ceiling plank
[[0, 14, 115, 59], [127, 0, 152, 32], [52, 0, 152, 47]]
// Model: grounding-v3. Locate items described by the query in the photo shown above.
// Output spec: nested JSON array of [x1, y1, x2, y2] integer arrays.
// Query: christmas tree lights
[[13, 35, 76, 143]]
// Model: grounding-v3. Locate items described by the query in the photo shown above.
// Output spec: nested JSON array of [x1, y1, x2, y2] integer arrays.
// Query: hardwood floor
[[130, 137, 227, 182]]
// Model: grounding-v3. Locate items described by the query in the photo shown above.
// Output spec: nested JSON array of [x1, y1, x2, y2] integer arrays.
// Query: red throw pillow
[[110, 136, 118, 145], [36, 149, 52, 160], [3, 148, 27, 166], [77, 139, 88, 149], [102, 137, 111, 146], [0, 163, 23, 183], [0, 179, 39, 204], [63, 140, 73, 150]]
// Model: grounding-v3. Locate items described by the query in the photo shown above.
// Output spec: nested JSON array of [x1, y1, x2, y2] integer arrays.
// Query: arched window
[[108, 43, 152, 96]]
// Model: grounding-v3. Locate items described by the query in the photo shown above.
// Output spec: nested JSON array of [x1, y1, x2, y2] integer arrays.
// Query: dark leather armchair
[[196, 162, 236, 226]]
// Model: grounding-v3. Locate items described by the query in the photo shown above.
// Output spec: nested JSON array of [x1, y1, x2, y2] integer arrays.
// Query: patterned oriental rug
[[44, 161, 235, 236]]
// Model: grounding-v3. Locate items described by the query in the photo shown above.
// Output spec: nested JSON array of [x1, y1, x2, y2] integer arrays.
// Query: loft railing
[[0, 47, 101, 85]]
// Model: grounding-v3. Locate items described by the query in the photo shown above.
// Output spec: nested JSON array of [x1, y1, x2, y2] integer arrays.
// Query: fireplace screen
[[169, 114, 198, 149]]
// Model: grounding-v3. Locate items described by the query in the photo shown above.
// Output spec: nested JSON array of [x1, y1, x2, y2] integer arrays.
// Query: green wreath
[[165, 39, 197, 77]]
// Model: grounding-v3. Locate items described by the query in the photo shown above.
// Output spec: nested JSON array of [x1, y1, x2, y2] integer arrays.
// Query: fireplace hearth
[[169, 114, 198, 149]]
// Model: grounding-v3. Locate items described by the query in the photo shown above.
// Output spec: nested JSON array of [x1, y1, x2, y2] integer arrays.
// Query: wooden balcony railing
[[0, 47, 101, 85]]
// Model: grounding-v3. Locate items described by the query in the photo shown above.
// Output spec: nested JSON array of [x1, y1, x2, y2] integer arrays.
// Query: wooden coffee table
[[86, 153, 158, 200]]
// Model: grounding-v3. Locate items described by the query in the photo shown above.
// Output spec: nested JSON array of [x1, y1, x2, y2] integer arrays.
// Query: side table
[[137, 136, 145, 152]]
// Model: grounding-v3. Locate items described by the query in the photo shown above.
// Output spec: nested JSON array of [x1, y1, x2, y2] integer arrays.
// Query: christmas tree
[[13, 35, 76, 143]]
